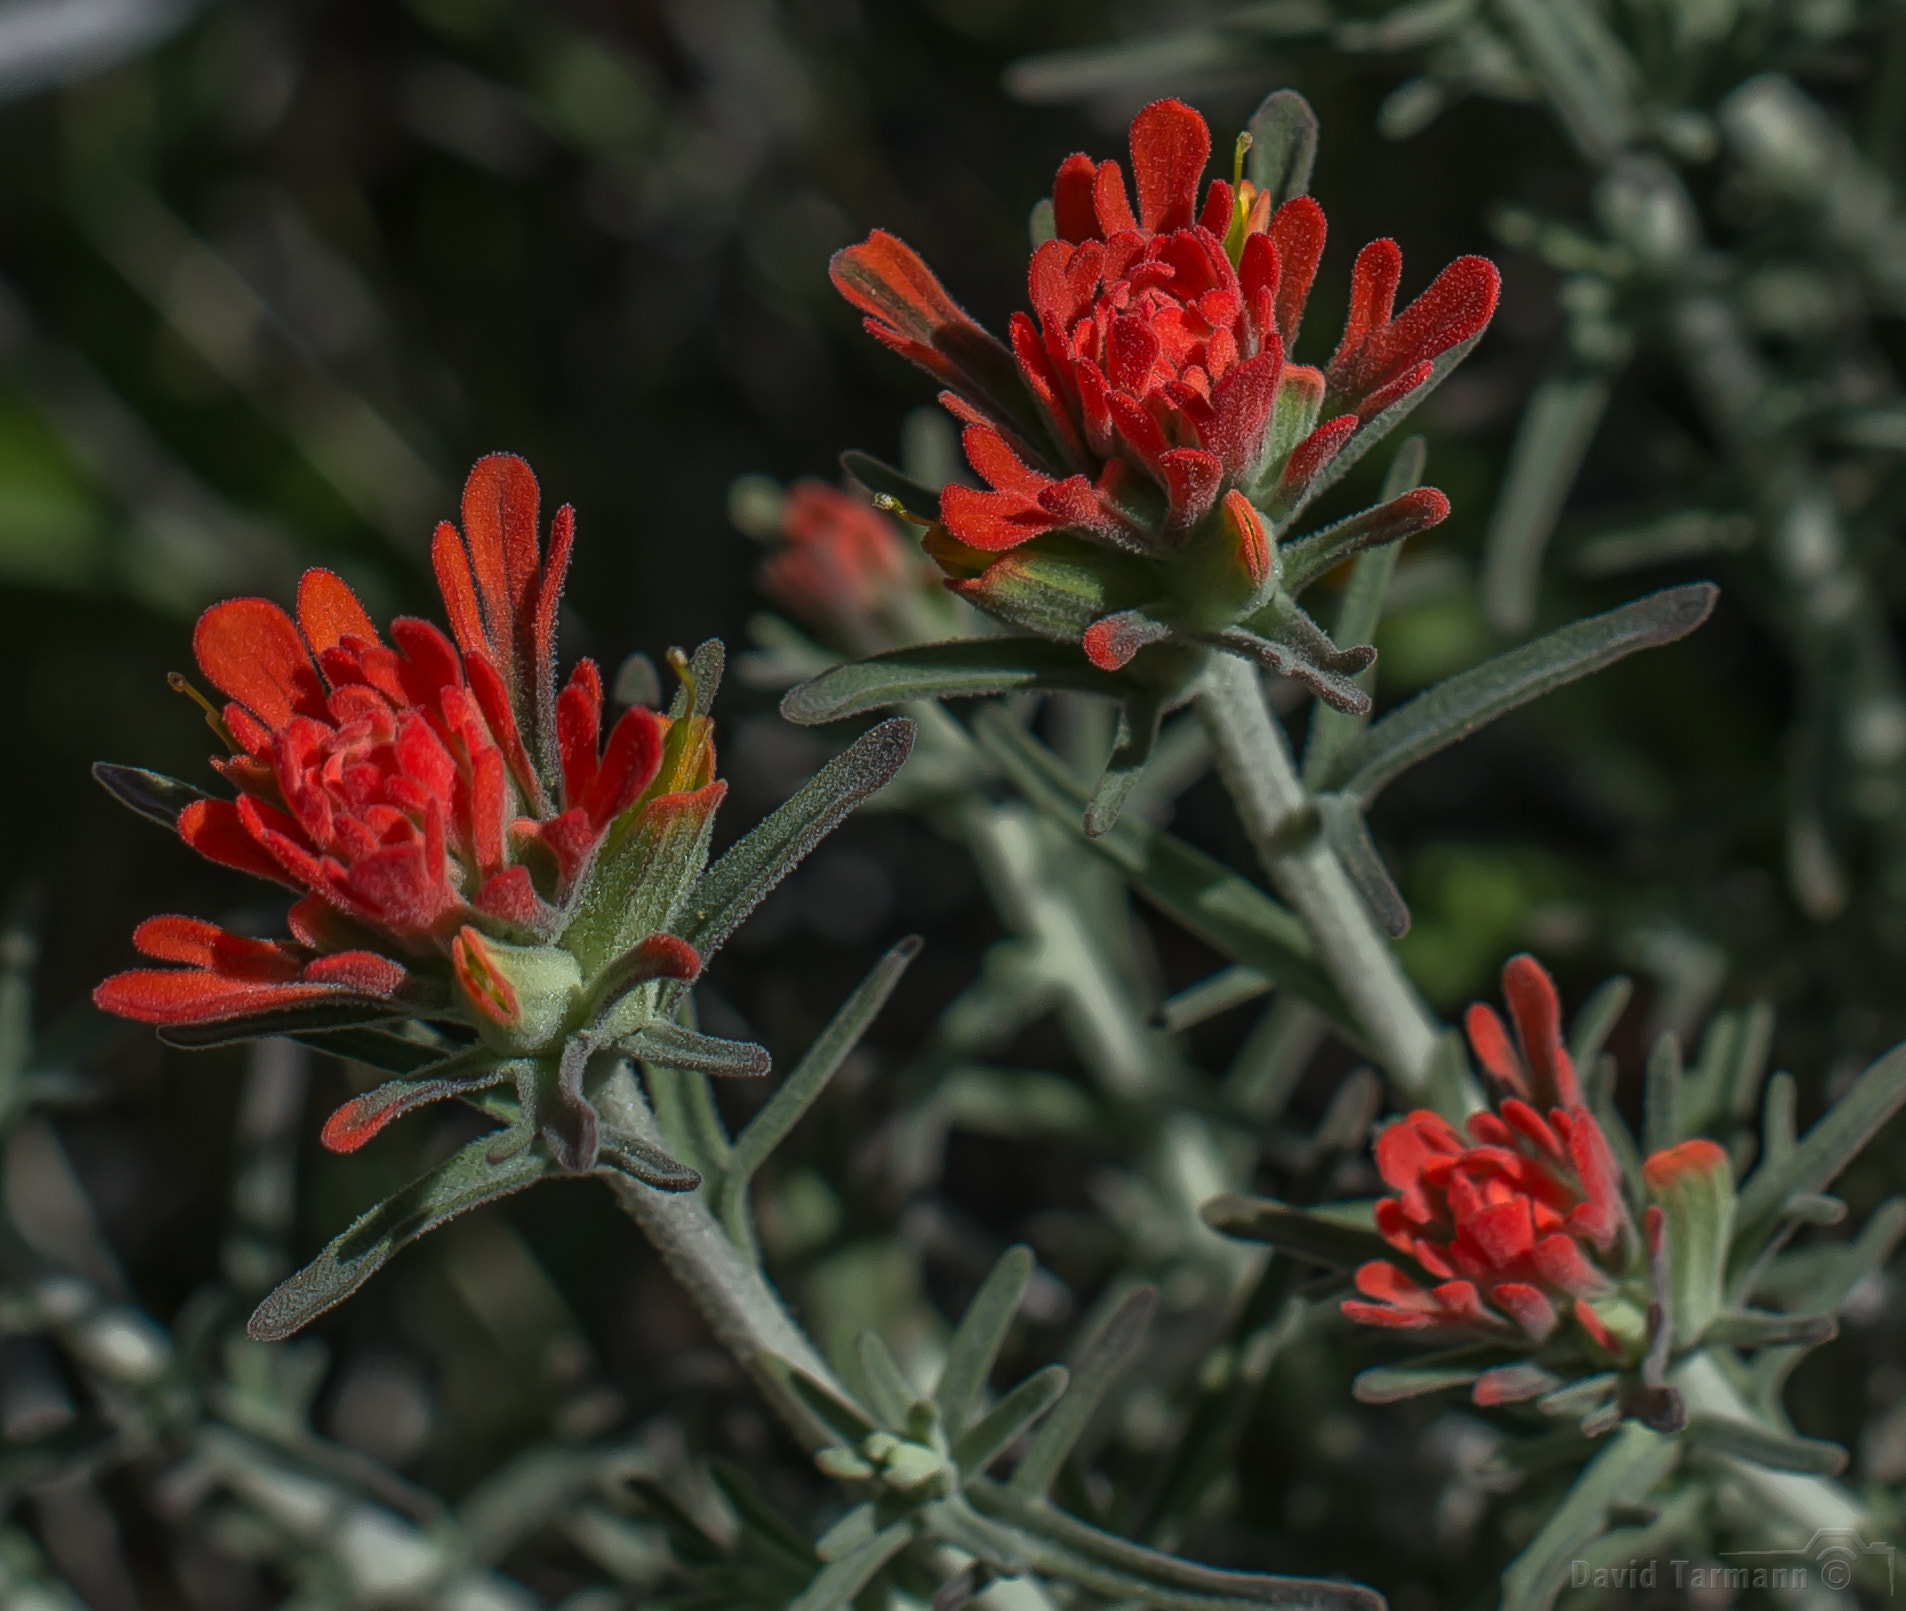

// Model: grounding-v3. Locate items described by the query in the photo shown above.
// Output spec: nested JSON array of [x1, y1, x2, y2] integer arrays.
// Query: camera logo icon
[[1723, 1529, 1896, 1595]]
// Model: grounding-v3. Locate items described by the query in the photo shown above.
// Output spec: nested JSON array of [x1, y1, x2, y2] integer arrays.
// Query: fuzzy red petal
[[1129, 99, 1209, 234], [194, 598, 325, 728]]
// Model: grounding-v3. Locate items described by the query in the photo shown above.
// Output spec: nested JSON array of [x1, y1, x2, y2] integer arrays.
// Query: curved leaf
[[248, 1133, 556, 1341], [1315, 584, 1718, 804]]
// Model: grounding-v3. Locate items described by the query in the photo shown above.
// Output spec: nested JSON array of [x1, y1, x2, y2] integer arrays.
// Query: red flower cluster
[[1342, 957, 1633, 1376], [95, 455, 713, 1036], [759, 479, 914, 636], [831, 98, 1497, 674]]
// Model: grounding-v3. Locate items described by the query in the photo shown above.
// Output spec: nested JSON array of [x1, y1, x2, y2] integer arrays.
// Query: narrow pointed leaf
[[840, 450, 941, 524], [248, 1135, 556, 1341], [1353, 1363, 1481, 1404], [1161, 965, 1272, 1032], [1568, 976, 1632, 1070], [781, 639, 1126, 725], [680, 718, 916, 957], [1733, 1042, 1906, 1266], [92, 762, 209, 829], [953, 1363, 1069, 1474], [1684, 1416, 1847, 1474], [1498, 1423, 1678, 1611], [1701, 1310, 1837, 1349], [788, 1520, 915, 1611], [1315, 794, 1408, 936], [625, 1021, 771, 1078], [1315, 584, 1719, 804], [813, 1502, 877, 1564], [1200, 1195, 1388, 1267], [1481, 370, 1616, 634], [758, 1355, 879, 1449], [1085, 692, 1164, 837], [853, 1329, 919, 1432], [1008, 1286, 1154, 1499], [295, 1025, 461, 1074], [967, 1477, 1385, 1610], [722, 937, 920, 1237], [937, 1244, 1035, 1431]]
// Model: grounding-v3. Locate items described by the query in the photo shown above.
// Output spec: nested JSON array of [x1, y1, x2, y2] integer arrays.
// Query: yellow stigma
[[168, 672, 240, 752], [1225, 132, 1256, 269]]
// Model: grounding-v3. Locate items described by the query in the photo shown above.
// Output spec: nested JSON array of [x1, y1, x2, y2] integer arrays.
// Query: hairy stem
[[594, 1062, 844, 1423], [1196, 653, 1439, 1097]]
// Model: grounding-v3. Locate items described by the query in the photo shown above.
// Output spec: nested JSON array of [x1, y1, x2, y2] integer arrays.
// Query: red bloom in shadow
[[97, 454, 715, 1031], [1342, 956, 1632, 1355], [759, 480, 914, 635]]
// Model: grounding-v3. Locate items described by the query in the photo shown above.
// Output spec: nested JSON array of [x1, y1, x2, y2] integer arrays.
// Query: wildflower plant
[[70, 68, 1906, 1611]]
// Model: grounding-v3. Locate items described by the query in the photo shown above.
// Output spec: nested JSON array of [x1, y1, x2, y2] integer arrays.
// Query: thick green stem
[[1196, 653, 1440, 1097]]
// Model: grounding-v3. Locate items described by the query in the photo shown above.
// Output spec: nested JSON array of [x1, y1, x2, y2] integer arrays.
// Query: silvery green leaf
[[1732, 1042, 1906, 1269], [787, 1519, 914, 1611], [973, 708, 1351, 1028], [1480, 370, 1616, 634], [1314, 794, 1409, 937], [681, 718, 916, 958], [953, 1363, 1069, 1475], [966, 1476, 1384, 1610], [1498, 1423, 1678, 1611], [1008, 1286, 1154, 1500], [1684, 1416, 1847, 1474], [248, 1134, 556, 1341], [720, 937, 919, 1238], [937, 1244, 1035, 1433], [1353, 1363, 1481, 1404], [625, 1021, 771, 1079], [1315, 584, 1718, 804], [853, 1329, 919, 1432]]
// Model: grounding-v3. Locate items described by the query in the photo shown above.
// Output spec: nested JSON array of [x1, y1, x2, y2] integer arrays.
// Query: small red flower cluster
[[831, 98, 1498, 674], [96, 455, 714, 1041], [1343, 957, 1633, 1379], [759, 480, 914, 636]]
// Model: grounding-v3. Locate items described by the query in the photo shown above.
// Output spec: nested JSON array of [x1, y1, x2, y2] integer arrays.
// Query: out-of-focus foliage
[[5, 2, 1906, 1610]]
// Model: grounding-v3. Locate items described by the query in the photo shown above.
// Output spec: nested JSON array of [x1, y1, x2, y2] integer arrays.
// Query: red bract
[[96, 454, 714, 1033], [832, 99, 1497, 568], [1342, 956, 1631, 1356]]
